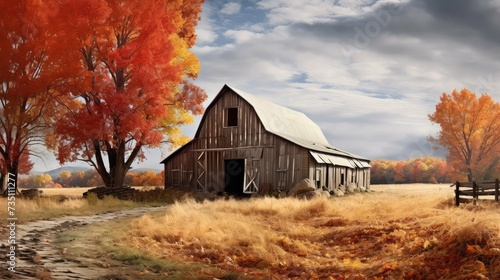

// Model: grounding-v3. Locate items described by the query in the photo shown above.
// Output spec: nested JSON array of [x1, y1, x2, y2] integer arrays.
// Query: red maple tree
[[46, 0, 207, 188], [0, 0, 73, 192]]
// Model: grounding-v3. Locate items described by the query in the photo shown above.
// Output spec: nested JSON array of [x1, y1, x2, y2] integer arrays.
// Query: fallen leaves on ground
[[120, 194, 500, 279]]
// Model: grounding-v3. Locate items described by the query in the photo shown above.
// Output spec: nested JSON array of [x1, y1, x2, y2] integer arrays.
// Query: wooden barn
[[161, 84, 370, 195]]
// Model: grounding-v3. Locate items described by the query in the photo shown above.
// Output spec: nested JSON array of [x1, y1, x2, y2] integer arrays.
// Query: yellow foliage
[[429, 88, 500, 181]]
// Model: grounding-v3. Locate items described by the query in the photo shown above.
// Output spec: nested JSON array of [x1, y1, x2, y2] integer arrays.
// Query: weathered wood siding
[[307, 156, 371, 191], [164, 87, 371, 193], [164, 88, 310, 192], [163, 142, 194, 188]]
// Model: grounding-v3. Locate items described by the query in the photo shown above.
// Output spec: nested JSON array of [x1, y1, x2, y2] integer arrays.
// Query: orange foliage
[[371, 157, 449, 184], [126, 171, 163, 186], [46, 169, 104, 188], [0, 0, 71, 191], [429, 89, 500, 181], [45, 0, 207, 188]]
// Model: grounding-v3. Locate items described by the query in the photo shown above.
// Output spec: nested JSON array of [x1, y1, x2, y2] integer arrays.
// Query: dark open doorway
[[224, 159, 245, 196]]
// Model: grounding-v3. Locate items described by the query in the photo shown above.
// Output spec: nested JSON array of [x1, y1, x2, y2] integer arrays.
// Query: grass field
[[0, 186, 167, 223], [115, 184, 500, 279], [33, 186, 161, 197], [37, 187, 94, 197], [2, 184, 499, 279]]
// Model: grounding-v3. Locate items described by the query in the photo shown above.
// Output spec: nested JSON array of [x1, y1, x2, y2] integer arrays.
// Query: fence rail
[[452, 180, 500, 206]]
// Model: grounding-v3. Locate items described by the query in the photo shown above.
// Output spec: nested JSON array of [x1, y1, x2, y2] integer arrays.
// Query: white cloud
[[33, 0, 500, 171], [190, 0, 500, 161], [256, 0, 400, 25], [194, 2, 220, 44], [196, 28, 219, 44], [223, 29, 264, 44], [220, 2, 242, 15]]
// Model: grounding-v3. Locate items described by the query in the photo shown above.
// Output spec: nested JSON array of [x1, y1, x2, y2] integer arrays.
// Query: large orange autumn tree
[[46, 0, 206, 188], [0, 0, 72, 192], [428, 88, 500, 182]]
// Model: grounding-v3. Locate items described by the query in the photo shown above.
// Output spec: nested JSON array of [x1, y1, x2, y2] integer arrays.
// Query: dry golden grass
[[0, 187, 185, 225], [0, 194, 140, 223], [33, 186, 157, 197], [38, 187, 93, 197], [121, 184, 500, 279]]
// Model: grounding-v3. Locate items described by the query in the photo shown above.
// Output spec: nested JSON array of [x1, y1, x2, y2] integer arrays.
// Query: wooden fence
[[452, 180, 500, 206]]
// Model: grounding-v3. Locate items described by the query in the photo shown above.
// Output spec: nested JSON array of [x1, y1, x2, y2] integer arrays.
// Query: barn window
[[226, 107, 238, 127]]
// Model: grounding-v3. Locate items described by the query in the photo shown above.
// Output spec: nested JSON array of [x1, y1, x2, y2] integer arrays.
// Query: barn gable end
[[161, 84, 370, 194]]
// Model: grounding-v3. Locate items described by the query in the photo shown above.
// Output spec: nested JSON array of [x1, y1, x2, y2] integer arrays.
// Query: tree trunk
[[110, 166, 126, 188], [467, 168, 473, 183], [0, 173, 7, 194], [465, 153, 473, 182], [1, 162, 19, 194], [93, 140, 142, 188]]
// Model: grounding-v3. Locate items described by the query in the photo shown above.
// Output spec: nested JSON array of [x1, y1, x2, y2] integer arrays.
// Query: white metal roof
[[228, 85, 330, 146], [228, 85, 369, 161], [310, 151, 371, 168]]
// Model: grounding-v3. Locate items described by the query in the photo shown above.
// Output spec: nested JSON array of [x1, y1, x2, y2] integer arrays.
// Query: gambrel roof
[[229, 85, 329, 146], [161, 84, 369, 166]]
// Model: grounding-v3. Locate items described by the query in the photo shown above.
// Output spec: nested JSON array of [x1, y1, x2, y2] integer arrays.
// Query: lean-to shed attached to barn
[[161, 84, 370, 195]]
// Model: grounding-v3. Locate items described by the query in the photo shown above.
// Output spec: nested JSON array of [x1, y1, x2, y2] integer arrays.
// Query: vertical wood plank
[[495, 179, 499, 203]]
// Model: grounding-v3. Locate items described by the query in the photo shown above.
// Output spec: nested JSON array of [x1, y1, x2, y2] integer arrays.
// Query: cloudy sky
[[34, 0, 500, 171]]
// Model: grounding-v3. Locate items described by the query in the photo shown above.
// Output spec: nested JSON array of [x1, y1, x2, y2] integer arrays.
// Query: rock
[[346, 183, 356, 194], [297, 190, 321, 199], [339, 185, 346, 193], [333, 188, 344, 197], [288, 178, 316, 197], [297, 189, 329, 200]]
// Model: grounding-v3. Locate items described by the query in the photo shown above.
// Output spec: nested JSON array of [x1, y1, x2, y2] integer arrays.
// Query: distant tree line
[[370, 157, 449, 184], [20, 170, 164, 188]]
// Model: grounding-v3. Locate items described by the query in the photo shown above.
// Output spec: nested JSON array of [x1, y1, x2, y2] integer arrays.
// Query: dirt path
[[4, 206, 167, 280]]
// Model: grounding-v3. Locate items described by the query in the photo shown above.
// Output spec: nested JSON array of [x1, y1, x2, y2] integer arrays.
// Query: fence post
[[473, 181, 478, 205], [455, 181, 460, 206], [496, 179, 499, 203]]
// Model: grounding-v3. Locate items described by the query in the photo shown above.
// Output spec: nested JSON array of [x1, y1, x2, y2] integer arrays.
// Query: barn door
[[196, 151, 206, 191], [277, 145, 289, 191], [224, 159, 244, 195], [243, 160, 259, 194]]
